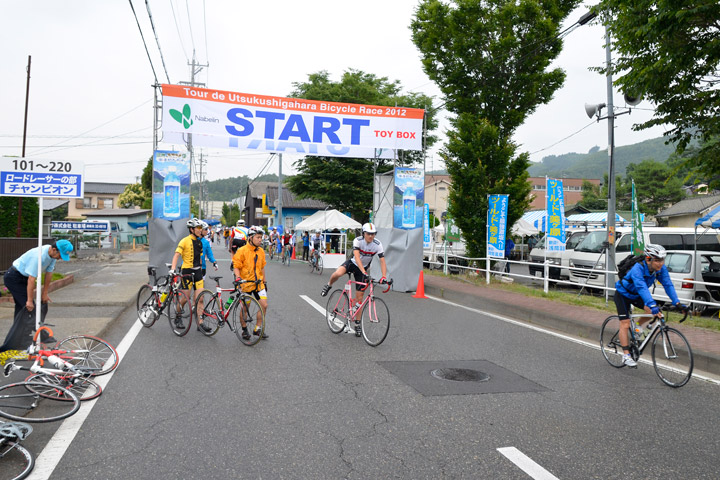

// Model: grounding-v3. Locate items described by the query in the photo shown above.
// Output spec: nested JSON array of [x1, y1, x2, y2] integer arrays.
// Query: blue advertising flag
[[487, 194, 509, 258], [546, 178, 566, 251]]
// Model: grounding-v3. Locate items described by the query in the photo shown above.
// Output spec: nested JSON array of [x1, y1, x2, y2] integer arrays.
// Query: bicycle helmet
[[362, 222, 377, 234], [201, 221, 209, 229], [187, 218, 203, 228], [248, 226, 264, 236], [237, 219, 245, 226], [644, 244, 667, 259]]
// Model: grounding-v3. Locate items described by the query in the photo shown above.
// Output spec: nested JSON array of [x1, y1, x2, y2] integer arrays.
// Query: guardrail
[[422, 249, 720, 314]]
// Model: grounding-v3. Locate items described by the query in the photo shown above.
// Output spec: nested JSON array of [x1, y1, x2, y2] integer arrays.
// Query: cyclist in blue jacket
[[614, 244, 688, 367], [200, 221, 218, 277]]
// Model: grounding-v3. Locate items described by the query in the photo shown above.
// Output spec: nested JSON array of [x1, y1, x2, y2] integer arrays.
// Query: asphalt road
[[10, 246, 720, 479]]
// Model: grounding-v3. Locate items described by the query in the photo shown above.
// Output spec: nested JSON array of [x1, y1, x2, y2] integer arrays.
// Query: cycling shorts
[[246, 289, 268, 301], [614, 293, 645, 320], [341, 259, 369, 291], [181, 268, 204, 290], [231, 237, 247, 253]]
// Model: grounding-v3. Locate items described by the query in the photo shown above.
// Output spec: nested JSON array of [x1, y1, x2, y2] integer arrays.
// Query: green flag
[[631, 179, 645, 255]]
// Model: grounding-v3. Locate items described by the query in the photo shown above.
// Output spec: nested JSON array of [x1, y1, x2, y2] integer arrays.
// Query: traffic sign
[[0, 158, 84, 198]]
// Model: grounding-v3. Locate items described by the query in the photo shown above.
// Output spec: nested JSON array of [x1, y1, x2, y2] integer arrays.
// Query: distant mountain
[[527, 136, 678, 179], [202, 174, 279, 201]]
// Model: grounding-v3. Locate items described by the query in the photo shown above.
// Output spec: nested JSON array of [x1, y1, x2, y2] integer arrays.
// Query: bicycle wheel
[[136, 284, 159, 328], [0, 438, 34, 480], [652, 327, 693, 388], [25, 373, 102, 402], [56, 335, 119, 376], [316, 256, 323, 275], [195, 290, 221, 336], [600, 316, 625, 368], [308, 257, 316, 273], [0, 382, 79, 423], [361, 297, 390, 346], [231, 295, 264, 346], [167, 290, 192, 337], [326, 290, 349, 334]]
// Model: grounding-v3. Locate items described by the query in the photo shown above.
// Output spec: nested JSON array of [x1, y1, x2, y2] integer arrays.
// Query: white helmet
[[201, 221, 209, 229], [186, 218, 203, 228], [644, 244, 667, 259], [362, 222, 377, 234], [248, 226, 264, 237], [237, 219, 245, 226]]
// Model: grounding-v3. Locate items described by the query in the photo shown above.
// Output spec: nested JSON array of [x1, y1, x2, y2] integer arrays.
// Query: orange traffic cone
[[291, 246, 296, 260], [412, 271, 428, 299]]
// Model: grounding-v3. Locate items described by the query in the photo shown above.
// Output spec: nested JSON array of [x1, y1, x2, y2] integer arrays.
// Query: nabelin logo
[[170, 104, 193, 129]]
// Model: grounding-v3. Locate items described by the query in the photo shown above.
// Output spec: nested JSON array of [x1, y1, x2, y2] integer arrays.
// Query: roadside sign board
[[0, 158, 84, 198], [51, 221, 109, 232]]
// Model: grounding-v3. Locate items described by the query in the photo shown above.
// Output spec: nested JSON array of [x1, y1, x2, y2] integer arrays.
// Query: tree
[[140, 156, 153, 210], [411, 0, 578, 257], [0, 197, 38, 237], [579, 179, 608, 210], [596, 0, 720, 188], [285, 69, 439, 222], [623, 160, 685, 216], [118, 183, 149, 209]]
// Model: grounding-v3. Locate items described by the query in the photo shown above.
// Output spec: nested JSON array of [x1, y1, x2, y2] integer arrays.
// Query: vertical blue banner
[[487, 194, 508, 258], [546, 178, 566, 251], [423, 203, 431, 248], [152, 150, 191, 220], [393, 167, 424, 230]]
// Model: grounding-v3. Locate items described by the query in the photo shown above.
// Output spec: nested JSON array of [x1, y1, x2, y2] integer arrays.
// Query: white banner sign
[[161, 85, 424, 156], [0, 158, 84, 198]]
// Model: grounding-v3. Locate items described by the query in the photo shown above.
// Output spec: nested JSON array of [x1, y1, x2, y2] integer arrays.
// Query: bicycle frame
[[332, 277, 390, 325]]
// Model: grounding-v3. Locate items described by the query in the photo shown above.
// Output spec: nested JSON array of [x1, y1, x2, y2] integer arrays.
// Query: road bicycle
[[3, 326, 119, 401], [325, 275, 393, 346], [194, 276, 266, 346], [281, 245, 292, 266], [0, 421, 34, 480], [136, 264, 195, 336], [600, 305, 693, 387], [308, 250, 323, 275], [0, 380, 79, 423]]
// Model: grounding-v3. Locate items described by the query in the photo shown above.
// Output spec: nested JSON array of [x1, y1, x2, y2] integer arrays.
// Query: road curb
[[424, 283, 720, 378]]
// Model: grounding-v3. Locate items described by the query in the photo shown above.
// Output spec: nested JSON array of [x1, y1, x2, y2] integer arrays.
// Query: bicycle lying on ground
[[0, 420, 34, 480], [3, 326, 119, 401], [600, 305, 693, 387], [308, 250, 323, 275], [194, 276, 266, 346], [325, 275, 393, 346], [136, 264, 195, 336]]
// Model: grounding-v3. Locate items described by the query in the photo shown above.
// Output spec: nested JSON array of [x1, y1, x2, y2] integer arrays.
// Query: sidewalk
[[0, 250, 149, 343], [423, 273, 720, 377]]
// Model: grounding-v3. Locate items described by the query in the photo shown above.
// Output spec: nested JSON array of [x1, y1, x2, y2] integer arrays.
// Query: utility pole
[[178, 50, 208, 218], [18, 55, 31, 237], [278, 154, 283, 231]]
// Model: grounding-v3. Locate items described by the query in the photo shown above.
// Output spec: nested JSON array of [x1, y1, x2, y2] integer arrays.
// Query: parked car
[[528, 230, 590, 280], [663, 250, 720, 314]]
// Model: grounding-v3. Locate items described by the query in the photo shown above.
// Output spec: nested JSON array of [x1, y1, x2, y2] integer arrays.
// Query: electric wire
[[529, 120, 598, 155], [185, 0, 196, 54], [24, 127, 152, 156], [169, 0, 189, 62], [203, 0, 209, 64], [145, 0, 171, 84], [128, 0, 159, 84]]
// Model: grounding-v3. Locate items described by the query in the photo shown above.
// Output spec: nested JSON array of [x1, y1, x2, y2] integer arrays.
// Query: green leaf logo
[[169, 104, 193, 129]]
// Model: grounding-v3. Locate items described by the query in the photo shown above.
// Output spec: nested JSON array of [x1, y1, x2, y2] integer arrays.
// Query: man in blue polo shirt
[[3, 240, 73, 319]]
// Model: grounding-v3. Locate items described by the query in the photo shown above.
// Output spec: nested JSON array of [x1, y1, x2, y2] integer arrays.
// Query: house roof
[[425, 174, 450, 186], [656, 194, 720, 218], [84, 208, 150, 217], [247, 181, 275, 199], [264, 185, 328, 209], [43, 199, 69, 211], [83, 182, 129, 195]]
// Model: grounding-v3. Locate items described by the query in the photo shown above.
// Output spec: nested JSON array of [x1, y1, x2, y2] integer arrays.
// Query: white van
[[528, 229, 592, 280], [568, 227, 720, 287], [664, 250, 720, 313]]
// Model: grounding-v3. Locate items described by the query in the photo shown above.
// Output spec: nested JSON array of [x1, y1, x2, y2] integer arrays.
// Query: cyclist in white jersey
[[321, 223, 388, 305]]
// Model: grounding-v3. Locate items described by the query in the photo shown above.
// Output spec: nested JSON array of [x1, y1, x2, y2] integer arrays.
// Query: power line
[[169, 0, 189, 61], [185, 0, 196, 54], [528, 120, 597, 155], [128, 0, 159, 84], [24, 127, 151, 156], [145, 0, 171, 83]]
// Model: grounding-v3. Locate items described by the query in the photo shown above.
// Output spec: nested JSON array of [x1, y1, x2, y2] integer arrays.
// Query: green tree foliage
[[579, 179, 608, 210], [0, 197, 39, 237], [118, 183, 149, 209], [412, 0, 577, 257], [622, 160, 685, 215], [285, 69, 439, 222], [596, 0, 720, 188]]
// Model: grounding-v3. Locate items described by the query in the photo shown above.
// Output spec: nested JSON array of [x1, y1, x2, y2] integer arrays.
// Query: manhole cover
[[431, 368, 490, 383]]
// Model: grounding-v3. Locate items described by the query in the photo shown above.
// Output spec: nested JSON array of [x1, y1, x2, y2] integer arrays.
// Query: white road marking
[[497, 447, 559, 480], [428, 295, 720, 386], [29, 320, 144, 480], [301, 295, 327, 316]]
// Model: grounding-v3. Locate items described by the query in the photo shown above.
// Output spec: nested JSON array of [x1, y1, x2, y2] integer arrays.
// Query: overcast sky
[[1, 1, 670, 185]]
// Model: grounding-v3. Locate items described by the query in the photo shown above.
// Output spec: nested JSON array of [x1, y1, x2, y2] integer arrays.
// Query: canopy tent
[[696, 204, 720, 228], [295, 209, 361, 231], [201, 218, 221, 226], [567, 212, 627, 224], [127, 221, 148, 230], [511, 218, 538, 236]]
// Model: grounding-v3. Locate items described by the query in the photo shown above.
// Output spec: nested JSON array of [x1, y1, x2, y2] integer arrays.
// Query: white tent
[[295, 209, 361, 231], [511, 218, 538, 236]]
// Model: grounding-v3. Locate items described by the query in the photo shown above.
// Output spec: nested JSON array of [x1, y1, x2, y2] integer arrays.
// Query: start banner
[[161, 84, 424, 156]]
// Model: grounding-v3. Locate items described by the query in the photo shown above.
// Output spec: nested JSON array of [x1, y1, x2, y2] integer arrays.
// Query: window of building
[[285, 217, 294, 230], [98, 197, 113, 209]]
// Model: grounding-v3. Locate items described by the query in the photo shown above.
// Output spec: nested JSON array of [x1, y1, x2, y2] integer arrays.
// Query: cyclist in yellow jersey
[[233, 226, 269, 340], [170, 218, 211, 332]]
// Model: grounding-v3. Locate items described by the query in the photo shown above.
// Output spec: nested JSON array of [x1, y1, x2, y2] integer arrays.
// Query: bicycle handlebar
[[662, 304, 690, 323]]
